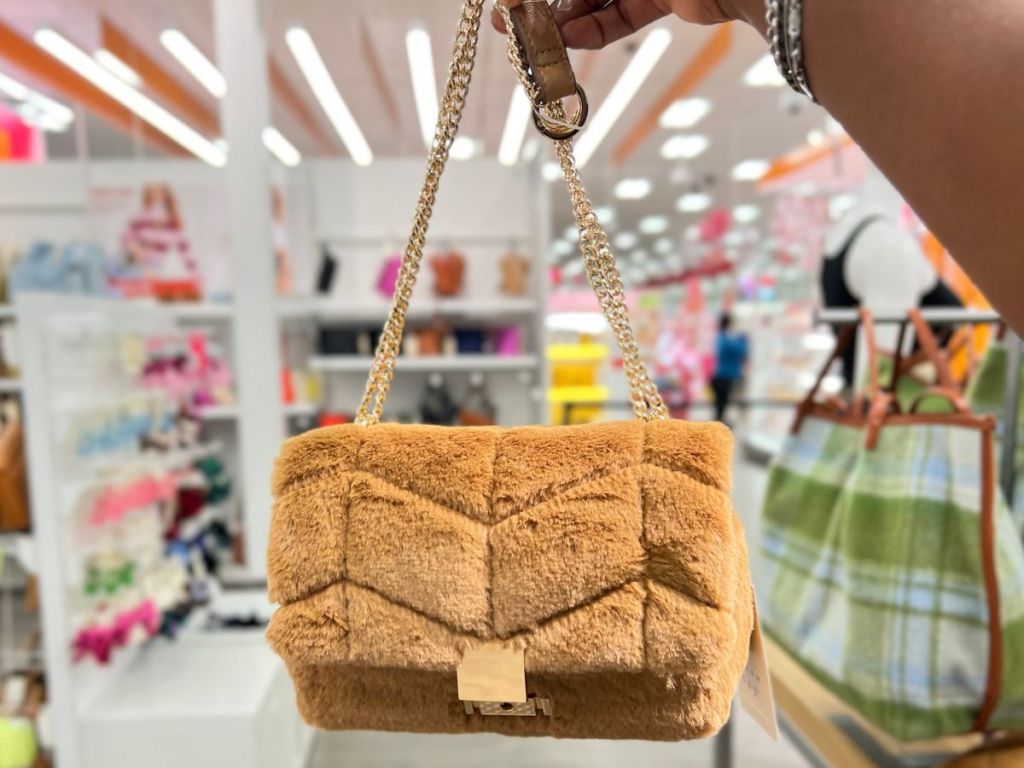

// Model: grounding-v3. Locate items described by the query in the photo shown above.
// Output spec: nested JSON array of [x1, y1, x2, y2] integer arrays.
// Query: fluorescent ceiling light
[[654, 237, 674, 254], [541, 161, 561, 182], [744, 54, 786, 88], [498, 86, 531, 166], [659, 97, 710, 129], [614, 178, 652, 200], [731, 159, 770, 182], [15, 102, 70, 132], [594, 206, 616, 225], [564, 225, 580, 243], [34, 29, 225, 166], [639, 215, 668, 235], [574, 27, 672, 168], [661, 134, 709, 160], [733, 204, 761, 223], [631, 248, 649, 263], [0, 70, 74, 128], [676, 192, 711, 213], [450, 136, 480, 161], [614, 232, 638, 250], [406, 27, 438, 150], [0, 71, 29, 100], [286, 27, 373, 166], [723, 231, 745, 247], [160, 29, 226, 98], [94, 48, 141, 87], [262, 126, 301, 167]]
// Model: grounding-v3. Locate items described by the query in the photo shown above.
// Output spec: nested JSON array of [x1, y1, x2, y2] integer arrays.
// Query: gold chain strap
[[356, 0, 667, 425]]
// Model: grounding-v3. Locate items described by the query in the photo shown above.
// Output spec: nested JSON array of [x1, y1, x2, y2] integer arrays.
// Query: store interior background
[[0, 1, 1003, 767]]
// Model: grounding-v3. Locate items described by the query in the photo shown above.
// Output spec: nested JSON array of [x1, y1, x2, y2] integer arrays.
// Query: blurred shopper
[[710, 313, 747, 424]]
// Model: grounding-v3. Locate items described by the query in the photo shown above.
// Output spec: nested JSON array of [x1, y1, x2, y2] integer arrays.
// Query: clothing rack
[[815, 308, 1003, 326], [815, 307, 1020, 505]]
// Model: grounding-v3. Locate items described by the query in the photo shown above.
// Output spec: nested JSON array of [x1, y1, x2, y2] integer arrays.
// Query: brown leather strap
[[907, 309, 958, 390], [507, 1, 577, 103], [792, 323, 858, 434], [974, 420, 1003, 732]]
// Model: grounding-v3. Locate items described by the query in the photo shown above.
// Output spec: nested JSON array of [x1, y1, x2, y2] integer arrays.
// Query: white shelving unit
[[309, 353, 539, 373], [282, 158, 551, 428], [277, 296, 537, 322], [14, 295, 307, 768]]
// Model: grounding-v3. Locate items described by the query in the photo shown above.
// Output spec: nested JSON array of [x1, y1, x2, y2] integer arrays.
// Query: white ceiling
[[0, 0, 835, 264]]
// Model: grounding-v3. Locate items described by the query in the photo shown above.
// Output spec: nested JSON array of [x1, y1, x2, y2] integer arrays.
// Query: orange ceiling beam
[[269, 58, 336, 156], [757, 135, 855, 189], [101, 17, 219, 137], [611, 24, 733, 168], [107, 16, 338, 156], [360, 22, 400, 141], [0, 19, 184, 156]]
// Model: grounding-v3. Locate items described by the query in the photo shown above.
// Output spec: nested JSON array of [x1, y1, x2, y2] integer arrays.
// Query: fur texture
[[267, 420, 753, 741]]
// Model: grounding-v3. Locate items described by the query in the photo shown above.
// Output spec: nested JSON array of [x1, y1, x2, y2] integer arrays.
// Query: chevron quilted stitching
[[267, 419, 753, 740]]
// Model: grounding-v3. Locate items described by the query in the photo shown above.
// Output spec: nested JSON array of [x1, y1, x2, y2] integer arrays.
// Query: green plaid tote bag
[[965, 334, 1024, 529], [761, 312, 1024, 741]]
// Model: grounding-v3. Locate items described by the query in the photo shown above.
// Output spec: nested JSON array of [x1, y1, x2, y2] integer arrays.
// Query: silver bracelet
[[765, 0, 799, 92], [784, 0, 818, 103], [765, 0, 817, 103]]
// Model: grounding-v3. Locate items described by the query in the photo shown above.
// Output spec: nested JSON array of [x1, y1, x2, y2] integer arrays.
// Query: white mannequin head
[[858, 162, 905, 219]]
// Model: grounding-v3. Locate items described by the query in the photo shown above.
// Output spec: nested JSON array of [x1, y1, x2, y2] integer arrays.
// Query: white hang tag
[[739, 597, 779, 740]]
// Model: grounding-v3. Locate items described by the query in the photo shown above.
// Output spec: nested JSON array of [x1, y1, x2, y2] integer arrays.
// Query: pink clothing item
[[89, 474, 178, 527], [121, 205, 197, 276], [493, 326, 522, 356], [73, 600, 160, 664], [376, 255, 402, 298]]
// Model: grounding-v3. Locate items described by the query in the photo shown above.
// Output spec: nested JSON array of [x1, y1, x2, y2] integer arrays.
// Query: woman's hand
[[491, 0, 755, 51]]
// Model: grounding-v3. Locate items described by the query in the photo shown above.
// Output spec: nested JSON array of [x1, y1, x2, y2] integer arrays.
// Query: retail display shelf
[[63, 441, 225, 501], [768, 637, 978, 768], [0, 378, 22, 393], [198, 404, 239, 420], [150, 302, 234, 321], [309, 354, 539, 373], [199, 403, 318, 420], [80, 641, 312, 768], [283, 402, 318, 417], [276, 296, 537, 321]]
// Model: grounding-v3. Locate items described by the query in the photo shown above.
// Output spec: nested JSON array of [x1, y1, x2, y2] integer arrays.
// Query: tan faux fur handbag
[[267, 0, 756, 741]]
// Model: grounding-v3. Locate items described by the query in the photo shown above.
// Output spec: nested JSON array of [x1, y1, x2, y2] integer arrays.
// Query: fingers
[[559, 0, 669, 49], [490, 0, 669, 51], [490, 0, 524, 34]]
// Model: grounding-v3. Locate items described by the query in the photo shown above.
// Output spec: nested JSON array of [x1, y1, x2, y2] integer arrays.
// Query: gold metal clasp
[[463, 696, 553, 717]]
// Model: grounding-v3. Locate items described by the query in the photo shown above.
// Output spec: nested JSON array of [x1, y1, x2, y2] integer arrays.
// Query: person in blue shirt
[[711, 313, 748, 424]]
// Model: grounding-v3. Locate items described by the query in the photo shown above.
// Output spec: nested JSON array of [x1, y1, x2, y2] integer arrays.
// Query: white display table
[[80, 639, 310, 768]]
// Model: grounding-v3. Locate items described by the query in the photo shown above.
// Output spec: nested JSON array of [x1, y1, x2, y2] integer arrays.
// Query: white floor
[[309, 441, 811, 767]]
